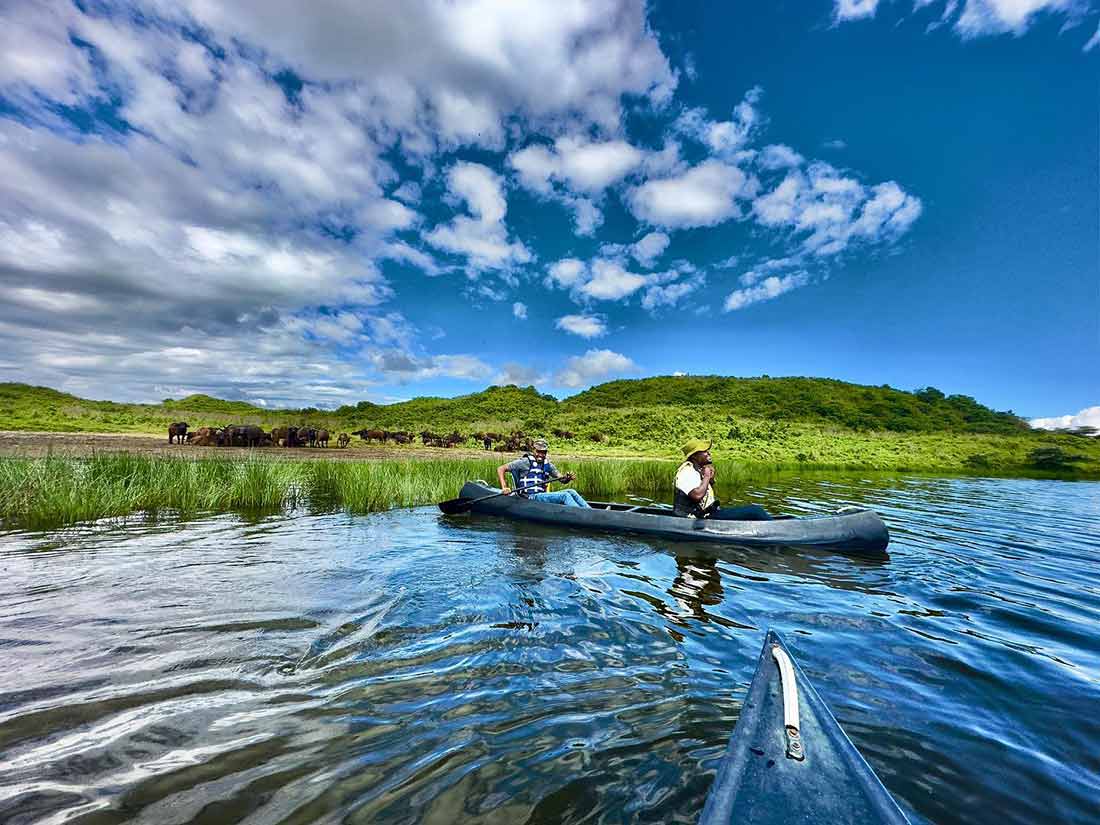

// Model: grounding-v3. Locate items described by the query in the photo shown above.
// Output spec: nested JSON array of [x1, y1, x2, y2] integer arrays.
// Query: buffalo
[[189, 427, 218, 446], [168, 422, 189, 444], [315, 429, 329, 448], [353, 428, 387, 443], [224, 425, 267, 447], [297, 427, 317, 448], [336, 432, 350, 448]]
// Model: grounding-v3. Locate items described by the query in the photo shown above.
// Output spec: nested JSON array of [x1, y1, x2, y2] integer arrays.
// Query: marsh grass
[[0, 454, 687, 531]]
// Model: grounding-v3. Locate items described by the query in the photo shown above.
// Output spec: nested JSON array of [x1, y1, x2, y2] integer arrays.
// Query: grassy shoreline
[[1, 452, 1095, 532]]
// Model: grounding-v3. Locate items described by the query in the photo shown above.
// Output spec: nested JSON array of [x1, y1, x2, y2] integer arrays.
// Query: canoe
[[699, 630, 910, 824], [454, 482, 890, 557]]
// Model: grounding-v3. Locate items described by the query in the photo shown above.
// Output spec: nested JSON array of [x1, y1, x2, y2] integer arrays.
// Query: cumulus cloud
[[513, 302, 528, 320], [628, 160, 755, 229], [554, 349, 638, 388], [631, 232, 671, 267], [724, 273, 810, 311], [0, 0, 678, 402], [494, 362, 546, 386], [555, 314, 608, 338], [509, 136, 646, 235], [751, 163, 921, 257], [424, 162, 532, 273], [1029, 406, 1100, 433]]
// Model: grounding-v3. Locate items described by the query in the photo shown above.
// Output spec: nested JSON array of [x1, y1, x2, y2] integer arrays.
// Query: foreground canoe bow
[[452, 481, 890, 557], [700, 631, 909, 824]]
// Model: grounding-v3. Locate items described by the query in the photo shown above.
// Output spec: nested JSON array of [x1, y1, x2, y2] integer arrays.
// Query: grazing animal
[[337, 432, 350, 448], [353, 428, 387, 443], [224, 425, 267, 447], [588, 432, 607, 443], [189, 427, 217, 446], [390, 431, 412, 445], [443, 430, 464, 448], [551, 429, 575, 439], [420, 430, 438, 446], [315, 429, 329, 448], [298, 427, 318, 448], [168, 422, 189, 444]]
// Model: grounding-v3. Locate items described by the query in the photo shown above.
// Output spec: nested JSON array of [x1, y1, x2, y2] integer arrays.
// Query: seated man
[[674, 439, 772, 520], [498, 438, 590, 508]]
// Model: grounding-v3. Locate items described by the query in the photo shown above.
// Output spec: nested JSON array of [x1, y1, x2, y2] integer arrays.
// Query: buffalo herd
[[169, 422, 603, 451], [168, 422, 343, 449]]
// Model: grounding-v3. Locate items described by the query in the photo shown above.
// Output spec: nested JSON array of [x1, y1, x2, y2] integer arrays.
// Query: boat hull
[[456, 482, 890, 557], [699, 630, 910, 824]]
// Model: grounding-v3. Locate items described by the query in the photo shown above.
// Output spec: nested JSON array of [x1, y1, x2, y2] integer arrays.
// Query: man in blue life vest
[[497, 438, 590, 508], [674, 439, 772, 520]]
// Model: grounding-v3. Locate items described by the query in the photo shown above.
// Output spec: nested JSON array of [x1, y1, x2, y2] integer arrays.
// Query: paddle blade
[[437, 496, 474, 515]]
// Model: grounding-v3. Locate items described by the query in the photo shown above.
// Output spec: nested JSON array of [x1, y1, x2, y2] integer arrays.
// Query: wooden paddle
[[438, 476, 566, 515]]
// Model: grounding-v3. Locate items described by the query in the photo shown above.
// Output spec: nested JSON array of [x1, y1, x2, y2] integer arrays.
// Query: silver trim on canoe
[[772, 643, 805, 761]]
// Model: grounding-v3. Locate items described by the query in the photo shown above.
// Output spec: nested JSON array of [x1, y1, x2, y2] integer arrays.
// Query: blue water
[[0, 474, 1097, 824]]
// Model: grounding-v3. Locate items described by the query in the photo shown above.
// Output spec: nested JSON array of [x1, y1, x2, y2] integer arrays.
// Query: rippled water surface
[[1, 475, 1098, 824]]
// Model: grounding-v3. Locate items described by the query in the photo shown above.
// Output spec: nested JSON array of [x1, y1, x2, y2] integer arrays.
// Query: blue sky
[[0, 1, 1095, 427]]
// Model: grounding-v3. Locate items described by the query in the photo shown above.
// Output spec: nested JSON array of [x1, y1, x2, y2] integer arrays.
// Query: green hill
[[563, 376, 1029, 434]]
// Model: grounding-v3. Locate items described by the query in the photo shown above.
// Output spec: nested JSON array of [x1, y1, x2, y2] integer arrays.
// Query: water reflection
[[0, 475, 1098, 824]]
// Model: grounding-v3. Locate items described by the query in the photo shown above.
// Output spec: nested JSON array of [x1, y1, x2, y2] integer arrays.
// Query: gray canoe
[[455, 482, 890, 558]]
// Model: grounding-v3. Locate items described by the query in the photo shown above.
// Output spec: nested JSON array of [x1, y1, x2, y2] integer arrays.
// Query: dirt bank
[[0, 431, 617, 462]]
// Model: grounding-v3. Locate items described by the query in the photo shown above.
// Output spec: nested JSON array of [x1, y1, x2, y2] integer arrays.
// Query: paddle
[[438, 476, 566, 515]]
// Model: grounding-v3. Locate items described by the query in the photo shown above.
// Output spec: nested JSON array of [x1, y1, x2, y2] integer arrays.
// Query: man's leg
[[711, 504, 773, 521], [531, 490, 589, 508], [563, 489, 591, 508]]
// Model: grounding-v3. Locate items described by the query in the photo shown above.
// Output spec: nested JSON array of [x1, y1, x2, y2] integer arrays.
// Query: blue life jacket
[[512, 455, 553, 496]]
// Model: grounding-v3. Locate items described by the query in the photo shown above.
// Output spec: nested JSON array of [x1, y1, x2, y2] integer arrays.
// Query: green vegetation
[[2, 379, 1098, 477], [0, 454, 675, 531]]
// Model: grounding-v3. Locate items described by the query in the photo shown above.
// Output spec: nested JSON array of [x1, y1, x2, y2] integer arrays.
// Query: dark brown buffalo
[[443, 431, 464, 448], [168, 422, 189, 444], [336, 432, 350, 448], [271, 426, 291, 447], [389, 431, 412, 445], [419, 430, 439, 445], [315, 429, 329, 447], [297, 427, 317, 447], [551, 429, 575, 439], [353, 428, 387, 443], [225, 425, 267, 447]]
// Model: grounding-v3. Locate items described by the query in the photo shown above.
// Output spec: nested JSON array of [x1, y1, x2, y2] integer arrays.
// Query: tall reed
[[0, 454, 687, 531]]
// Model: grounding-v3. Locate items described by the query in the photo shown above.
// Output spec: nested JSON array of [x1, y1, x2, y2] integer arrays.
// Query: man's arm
[[496, 462, 512, 493], [686, 465, 714, 501]]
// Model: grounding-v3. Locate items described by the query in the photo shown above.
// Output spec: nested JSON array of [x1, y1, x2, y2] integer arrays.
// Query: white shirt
[[675, 461, 716, 510]]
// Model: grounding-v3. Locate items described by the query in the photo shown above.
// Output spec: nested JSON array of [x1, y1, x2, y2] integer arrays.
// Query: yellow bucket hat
[[680, 438, 711, 459]]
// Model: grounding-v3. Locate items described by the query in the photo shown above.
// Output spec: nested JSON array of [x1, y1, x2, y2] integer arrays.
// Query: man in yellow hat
[[673, 439, 772, 520]]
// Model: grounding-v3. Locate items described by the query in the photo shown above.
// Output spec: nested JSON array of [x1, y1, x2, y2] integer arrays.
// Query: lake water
[[1, 475, 1098, 824]]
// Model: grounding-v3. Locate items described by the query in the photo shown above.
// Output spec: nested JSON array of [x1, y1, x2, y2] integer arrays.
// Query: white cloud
[[578, 259, 649, 300], [1029, 406, 1100, 433], [554, 349, 637, 388], [642, 277, 704, 311], [628, 160, 754, 229], [494, 362, 546, 386], [513, 302, 528, 319], [424, 162, 532, 272], [834, 0, 1090, 43], [758, 144, 805, 170], [751, 163, 921, 257], [835, 0, 881, 20], [632, 231, 670, 267], [509, 136, 646, 235], [555, 314, 607, 338], [724, 273, 809, 311], [546, 258, 588, 289]]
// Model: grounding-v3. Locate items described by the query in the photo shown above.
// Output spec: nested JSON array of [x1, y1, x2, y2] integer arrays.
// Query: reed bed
[[0, 454, 682, 531]]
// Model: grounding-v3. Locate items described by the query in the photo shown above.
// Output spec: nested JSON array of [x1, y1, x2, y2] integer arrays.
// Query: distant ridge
[[0, 377, 1027, 435]]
